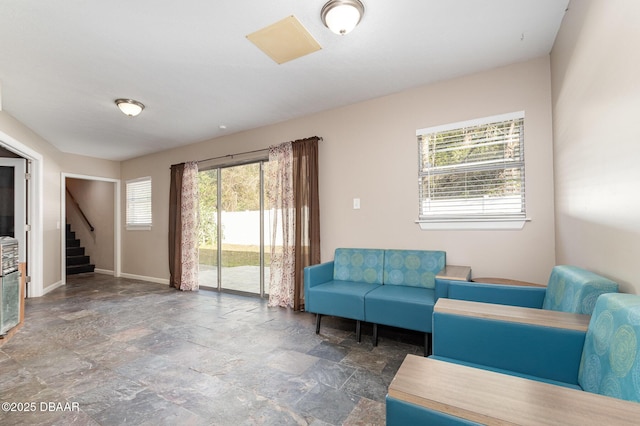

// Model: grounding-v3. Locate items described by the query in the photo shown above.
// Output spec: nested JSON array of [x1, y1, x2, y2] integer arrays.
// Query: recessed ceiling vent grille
[[247, 16, 322, 64]]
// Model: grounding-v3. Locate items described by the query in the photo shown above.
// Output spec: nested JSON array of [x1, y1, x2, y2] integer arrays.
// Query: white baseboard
[[42, 280, 64, 295], [94, 268, 114, 276], [119, 273, 170, 285]]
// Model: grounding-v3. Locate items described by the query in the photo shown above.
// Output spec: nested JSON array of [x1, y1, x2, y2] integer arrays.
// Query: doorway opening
[[198, 161, 270, 297], [0, 135, 43, 298], [0, 157, 26, 260], [61, 174, 121, 284]]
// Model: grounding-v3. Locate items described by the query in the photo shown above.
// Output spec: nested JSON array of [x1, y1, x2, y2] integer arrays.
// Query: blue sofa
[[304, 248, 446, 354], [387, 293, 640, 424], [436, 264, 618, 315]]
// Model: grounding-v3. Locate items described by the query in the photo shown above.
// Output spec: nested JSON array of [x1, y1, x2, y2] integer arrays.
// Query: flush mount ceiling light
[[115, 98, 145, 117], [321, 0, 365, 35]]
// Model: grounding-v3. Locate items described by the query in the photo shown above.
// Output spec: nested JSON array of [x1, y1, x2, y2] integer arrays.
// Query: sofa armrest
[[441, 280, 546, 308], [434, 278, 451, 301], [432, 299, 588, 385], [303, 261, 334, 290], [387, 356, 640, 426]]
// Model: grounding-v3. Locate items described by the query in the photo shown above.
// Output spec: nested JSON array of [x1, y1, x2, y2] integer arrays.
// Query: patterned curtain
[[268, 137, 321, 310], [267, 142, 295, 308], [169, 161, 199, 291]]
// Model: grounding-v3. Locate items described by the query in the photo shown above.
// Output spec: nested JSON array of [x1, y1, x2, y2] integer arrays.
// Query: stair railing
[[65, 188, 95, 232]]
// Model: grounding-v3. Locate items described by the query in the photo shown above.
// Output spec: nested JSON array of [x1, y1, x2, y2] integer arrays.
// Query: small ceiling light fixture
[[321, 0, 365, 35], [115, 98, 145, 117]]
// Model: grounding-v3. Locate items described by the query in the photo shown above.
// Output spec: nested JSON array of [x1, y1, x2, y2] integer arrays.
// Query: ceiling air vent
[[247, 16, 322, 64]]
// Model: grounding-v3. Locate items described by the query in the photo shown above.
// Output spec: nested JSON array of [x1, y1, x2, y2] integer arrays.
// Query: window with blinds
[[126, 177, 152, 229], [417, 112, 526, 228]]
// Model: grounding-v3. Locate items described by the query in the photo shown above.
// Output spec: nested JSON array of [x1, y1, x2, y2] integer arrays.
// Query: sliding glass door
[[198, 161, 269, 297], [220, 163, 261, 294]]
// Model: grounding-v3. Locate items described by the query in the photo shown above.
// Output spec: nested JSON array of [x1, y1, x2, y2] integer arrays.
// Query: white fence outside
[[211, 210, 283, 246]]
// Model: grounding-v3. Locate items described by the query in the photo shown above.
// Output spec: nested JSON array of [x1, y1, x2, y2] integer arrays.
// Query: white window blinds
[[126, 177, 152, 229], [417, 112, 525, 222]]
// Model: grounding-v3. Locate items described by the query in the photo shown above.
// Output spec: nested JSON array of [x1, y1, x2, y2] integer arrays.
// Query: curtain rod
[[195, 136, 323, 165], [196, 147, 269, 164]]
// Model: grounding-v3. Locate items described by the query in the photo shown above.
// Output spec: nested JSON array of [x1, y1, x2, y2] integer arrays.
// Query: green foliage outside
[[420, 119, 523, 200], [198, 169, 219, 246], [198, 163, 269, 267], [199, 163, 263, 246]]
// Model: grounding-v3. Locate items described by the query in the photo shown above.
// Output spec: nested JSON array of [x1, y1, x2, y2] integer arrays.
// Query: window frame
[[416, 111, 530, 230], [125, 176, 152, 230]]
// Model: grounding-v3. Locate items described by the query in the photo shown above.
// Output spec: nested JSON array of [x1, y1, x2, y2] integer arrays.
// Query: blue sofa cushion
[[578, 293, 640, 402], [306, 280, 380, 321], [383, 250, 445, 289], [333, 248, 384, 284], [365, 285, 435, 332], [542, 265, 618, 315]]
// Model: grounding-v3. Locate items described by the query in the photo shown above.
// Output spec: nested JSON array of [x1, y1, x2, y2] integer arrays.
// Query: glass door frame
[[0, 158, 27, 263], [200, 160, 267, 298]]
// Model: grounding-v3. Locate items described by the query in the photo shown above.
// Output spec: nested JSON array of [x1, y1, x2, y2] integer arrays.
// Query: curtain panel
[[292, 138, 321, 309], [268, 136, 321, 310], [267, 142, 295, 308], [169, 161, 199, 291]]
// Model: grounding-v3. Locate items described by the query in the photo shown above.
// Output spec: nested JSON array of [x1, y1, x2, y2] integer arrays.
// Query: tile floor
[[0, 274, 423, 425]]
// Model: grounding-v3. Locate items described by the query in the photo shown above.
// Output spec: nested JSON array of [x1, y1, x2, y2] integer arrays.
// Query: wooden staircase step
[[66, 255, 91, 267], [65, 223, 94, 276], [66, 264, 95, 275], [66, 239, 81, 248], [66, 246, 85, 256]]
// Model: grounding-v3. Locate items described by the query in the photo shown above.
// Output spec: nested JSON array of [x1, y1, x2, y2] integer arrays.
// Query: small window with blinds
[[417, 112, 527, 230], [126, 177, 152, 230]]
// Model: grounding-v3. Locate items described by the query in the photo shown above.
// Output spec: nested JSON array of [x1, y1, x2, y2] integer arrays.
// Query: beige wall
[[551, 0, 640, 294], [66, 178, 115, 272], [0, 111, 120, 293], [9, 0, 640, 294], [122, 56, 556, 284]]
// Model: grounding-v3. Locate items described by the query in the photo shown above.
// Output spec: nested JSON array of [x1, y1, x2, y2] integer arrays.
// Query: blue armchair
[[433, 293, 640, 400], [431, 298, 589, 387], [436, 265, 618, 315], [386, 293, 640, 425]]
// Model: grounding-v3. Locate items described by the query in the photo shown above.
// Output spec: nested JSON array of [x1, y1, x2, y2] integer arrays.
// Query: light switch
[[353, 198, 360, 209]]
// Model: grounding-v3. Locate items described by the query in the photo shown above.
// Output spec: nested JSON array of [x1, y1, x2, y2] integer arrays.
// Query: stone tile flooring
[[0, 274, 422, 425]]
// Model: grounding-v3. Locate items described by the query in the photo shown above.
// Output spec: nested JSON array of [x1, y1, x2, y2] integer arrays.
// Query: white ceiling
[[0, 0, 569, 161]]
